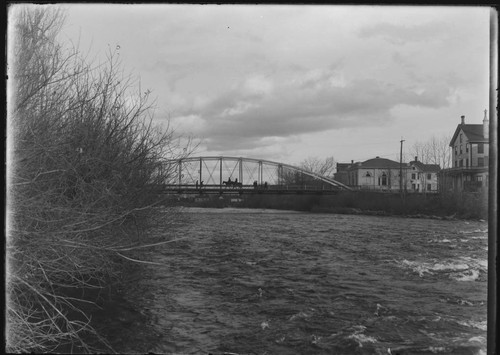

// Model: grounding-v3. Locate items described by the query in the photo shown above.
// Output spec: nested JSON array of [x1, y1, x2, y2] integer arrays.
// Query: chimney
[[483, 109, 489, 139], [461, 115, 465, 125], [351, 160, 354, 164], [415, 156, 418, 162]]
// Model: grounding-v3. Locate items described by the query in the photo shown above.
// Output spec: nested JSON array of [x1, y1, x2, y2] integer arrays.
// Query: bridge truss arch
[[162, 156, 351, 191]]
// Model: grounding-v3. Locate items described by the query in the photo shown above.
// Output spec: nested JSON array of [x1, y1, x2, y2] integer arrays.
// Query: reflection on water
[[100, 208, 488, 355]]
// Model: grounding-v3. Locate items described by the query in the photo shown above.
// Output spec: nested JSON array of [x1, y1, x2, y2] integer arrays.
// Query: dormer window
[[365, 172, 371, 177]]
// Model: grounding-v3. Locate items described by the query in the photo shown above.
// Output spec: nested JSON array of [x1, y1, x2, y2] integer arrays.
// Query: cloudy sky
[[40, 5, 493, 165]]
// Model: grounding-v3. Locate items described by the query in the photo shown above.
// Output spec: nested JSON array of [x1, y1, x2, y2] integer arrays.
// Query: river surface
[[98, 208, 488, 355]]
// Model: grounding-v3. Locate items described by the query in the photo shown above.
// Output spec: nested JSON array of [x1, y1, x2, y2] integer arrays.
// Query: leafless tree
[[280, 156, 336, 186], [300, 156, 336, 177], [410, 135, 452, 169]]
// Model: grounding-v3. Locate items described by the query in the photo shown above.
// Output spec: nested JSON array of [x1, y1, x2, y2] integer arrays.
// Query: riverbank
[[48, 260, 151, 353], [168, 190, 488, 221]]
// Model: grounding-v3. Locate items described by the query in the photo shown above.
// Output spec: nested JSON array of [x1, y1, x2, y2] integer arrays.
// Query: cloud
[[170, 66, 452, 152], [357, 21, 447, 45]]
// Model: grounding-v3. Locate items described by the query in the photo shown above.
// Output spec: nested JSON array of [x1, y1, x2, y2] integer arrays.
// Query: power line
[[328, 141, 398, 148]]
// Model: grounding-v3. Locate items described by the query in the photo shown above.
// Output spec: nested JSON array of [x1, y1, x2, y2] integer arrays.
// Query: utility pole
[[400, 138, 405, 199]]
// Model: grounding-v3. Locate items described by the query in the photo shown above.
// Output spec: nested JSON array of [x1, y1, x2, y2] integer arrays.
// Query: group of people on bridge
[[223, 177, 242, 188], [194, 178, 269, 190], [253, 180, 268, 190]]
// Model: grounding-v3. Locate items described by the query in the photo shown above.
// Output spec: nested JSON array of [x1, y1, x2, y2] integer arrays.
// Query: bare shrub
[[7, 4, 192, 352]]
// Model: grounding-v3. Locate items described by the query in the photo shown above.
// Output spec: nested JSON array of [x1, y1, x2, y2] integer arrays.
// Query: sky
[[17, 4, 493, 166]]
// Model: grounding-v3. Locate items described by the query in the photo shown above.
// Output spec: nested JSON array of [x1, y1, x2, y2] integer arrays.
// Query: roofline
[[450, 123, 488, 146], [449, 125, 462, 146]]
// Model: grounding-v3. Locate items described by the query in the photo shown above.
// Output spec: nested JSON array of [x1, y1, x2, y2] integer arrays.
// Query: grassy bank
[[182, 190, 488, 220]]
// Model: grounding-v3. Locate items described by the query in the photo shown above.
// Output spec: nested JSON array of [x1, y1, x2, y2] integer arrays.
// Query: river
[[94, 207, 488, 355]]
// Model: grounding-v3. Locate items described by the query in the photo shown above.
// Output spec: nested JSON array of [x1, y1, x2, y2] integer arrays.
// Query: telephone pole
[[400, 138, 405, 198]]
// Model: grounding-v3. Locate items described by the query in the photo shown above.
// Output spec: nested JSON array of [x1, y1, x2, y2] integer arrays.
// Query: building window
[[476, 176, 483, 182], [478, 157, 484, 167], [460, 133, 463, 143], [411, 173, 416, 179], [459, 160, 463, 167], [478, 143, 484, 154], [466, 145, 469, 153], [466, 158, 469, 167], [412, 183, 416, 190], [460, 146, 463, 154], [455, 160, 458, 167], [365, 172, 371, 177], [381, 173, 387, 186], [427, 173, 432, 180], [427, 184, 431, 191], [455, 146, 458, 156]]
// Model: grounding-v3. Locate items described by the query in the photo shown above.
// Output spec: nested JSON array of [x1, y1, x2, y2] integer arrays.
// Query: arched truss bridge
[[159, 156, 351, 194]]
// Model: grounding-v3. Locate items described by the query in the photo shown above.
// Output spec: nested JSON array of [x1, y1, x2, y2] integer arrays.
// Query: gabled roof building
[[408, 158, 440, 193], [439, 112, 489, 192], [335, 156, 440, 193]]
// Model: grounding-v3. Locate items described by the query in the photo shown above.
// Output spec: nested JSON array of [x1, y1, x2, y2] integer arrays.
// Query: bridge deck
[[159, 184, 340, 195]]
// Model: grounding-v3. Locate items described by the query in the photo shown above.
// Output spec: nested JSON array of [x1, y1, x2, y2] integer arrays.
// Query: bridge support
[[259, 160, 263, 185], [199, 157, 202, 185], [239, 158, 243, 184], [178, 159, 182, 186], [164, 156, 352, 191]]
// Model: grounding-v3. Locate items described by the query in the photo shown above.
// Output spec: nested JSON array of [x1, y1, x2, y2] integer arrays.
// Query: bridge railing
[[160, 184, 340, 191]]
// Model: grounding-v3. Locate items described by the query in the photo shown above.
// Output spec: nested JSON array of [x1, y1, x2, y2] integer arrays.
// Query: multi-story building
[[335, 156, 440, 193], [408, 157, 440, 193], [439, 112, 489, 192]]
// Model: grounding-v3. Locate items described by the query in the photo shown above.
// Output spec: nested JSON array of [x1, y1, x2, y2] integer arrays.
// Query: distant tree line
[[281, 156, 336, 186], [409, 135, 452, 169]]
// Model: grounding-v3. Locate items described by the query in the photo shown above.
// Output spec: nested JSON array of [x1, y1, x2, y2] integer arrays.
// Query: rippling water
[[103, 208, 488, 355]]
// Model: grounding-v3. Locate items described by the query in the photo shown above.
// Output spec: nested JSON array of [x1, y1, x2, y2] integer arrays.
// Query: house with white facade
[[408, 157, 440, 193], [439, 112, 489, 192], [335, 156, 440, 193], [345, 157, 403, 192]]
